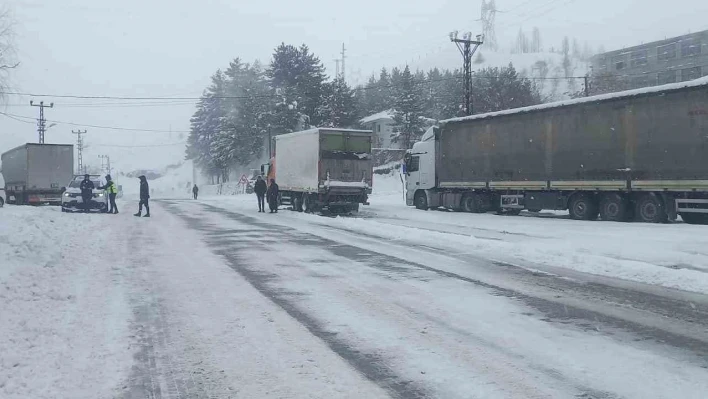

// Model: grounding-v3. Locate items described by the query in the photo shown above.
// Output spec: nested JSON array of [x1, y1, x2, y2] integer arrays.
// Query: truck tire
[[462, 194, 484, 213], [680, 213, 708, 225], [569, 194, 599, 221], [599, 193, 630, 222], [635, 193, 667, 223], [0, 197, 4, 207], [414, 191, 428, 210]]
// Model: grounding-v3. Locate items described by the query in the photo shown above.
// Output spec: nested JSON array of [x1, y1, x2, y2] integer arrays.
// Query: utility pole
[[450, 32, 484, 116], [72, 129, 87, 174], [98, 155, 111, 176], [584, 74, 590, 97], [340, 43, 346, 82], [30, 100, 54, 144], [334, 59, 341, 79]]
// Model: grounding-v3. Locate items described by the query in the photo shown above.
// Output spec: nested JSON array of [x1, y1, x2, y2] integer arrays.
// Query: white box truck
[[263, 128, 373, 213], [1, 143, 74, 205]]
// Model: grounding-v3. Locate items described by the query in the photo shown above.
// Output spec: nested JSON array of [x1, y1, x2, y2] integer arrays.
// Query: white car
[[61, 175, 109, 213], [0, 172, 5, 207]]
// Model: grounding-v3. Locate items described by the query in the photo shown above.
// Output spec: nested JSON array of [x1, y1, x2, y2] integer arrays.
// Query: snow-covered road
[[2, 195, 708, 398]]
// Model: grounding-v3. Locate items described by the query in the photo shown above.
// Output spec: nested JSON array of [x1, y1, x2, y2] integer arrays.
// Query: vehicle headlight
[[94, 192, 104, 198], [63, 192, 70, 197]]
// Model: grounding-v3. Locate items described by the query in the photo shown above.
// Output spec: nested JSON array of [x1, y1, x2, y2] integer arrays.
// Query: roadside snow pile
[[0, 206, 132, 399]]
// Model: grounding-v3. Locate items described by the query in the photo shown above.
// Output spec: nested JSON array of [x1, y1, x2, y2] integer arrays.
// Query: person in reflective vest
[[100, 174, 119, 214]]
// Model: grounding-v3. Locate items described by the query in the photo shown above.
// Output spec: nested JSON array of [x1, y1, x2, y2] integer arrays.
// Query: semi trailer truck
[[263, 128, 373, 213], [1, 143, 74, 206], [404, 76, 708, 224]]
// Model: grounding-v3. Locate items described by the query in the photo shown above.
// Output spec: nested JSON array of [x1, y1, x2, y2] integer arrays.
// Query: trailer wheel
[[599, 193, 630, 222], [635, 194, 667, 223], [462, 194, 485, 213], [414, 191, 428, 210], [680, 213, 708, 225], [569, 194, 599, 221]]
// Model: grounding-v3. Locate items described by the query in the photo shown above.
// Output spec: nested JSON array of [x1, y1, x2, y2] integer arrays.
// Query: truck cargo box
[[274, 128, 373, 193], [1, 143, 74, 204], [437, 77, 708, 191]]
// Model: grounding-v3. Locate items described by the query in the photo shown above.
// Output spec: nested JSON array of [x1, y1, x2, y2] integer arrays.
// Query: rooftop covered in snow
[[359, 109, 395, 124]]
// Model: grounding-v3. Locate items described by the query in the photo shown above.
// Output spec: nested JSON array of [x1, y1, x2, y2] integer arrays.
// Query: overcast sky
[[1, 0, 707, 171]]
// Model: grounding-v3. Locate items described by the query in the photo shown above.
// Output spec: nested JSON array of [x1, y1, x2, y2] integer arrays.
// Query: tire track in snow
[[161, 202, 430, 399], [121, 218, 216, 399]]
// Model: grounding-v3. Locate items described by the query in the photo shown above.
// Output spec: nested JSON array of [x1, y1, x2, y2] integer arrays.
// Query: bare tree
[[0, 7, 18, 98]]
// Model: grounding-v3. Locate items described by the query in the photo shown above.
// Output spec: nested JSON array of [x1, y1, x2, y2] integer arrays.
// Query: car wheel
[[0, 197, 4, 208]]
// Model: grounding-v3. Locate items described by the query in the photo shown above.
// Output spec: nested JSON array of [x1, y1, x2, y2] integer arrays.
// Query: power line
[[0, 111, 190, 133], [91, 142, 187, 148]]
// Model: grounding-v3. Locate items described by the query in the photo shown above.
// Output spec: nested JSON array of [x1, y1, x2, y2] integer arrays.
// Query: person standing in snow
[[99, 174, 118, 214], [79, 174, 95, 213], [254, 175, 267, 212], [266, 178, 279, 213], [192, 184, 199, 200], [134, 175, 151, 217]]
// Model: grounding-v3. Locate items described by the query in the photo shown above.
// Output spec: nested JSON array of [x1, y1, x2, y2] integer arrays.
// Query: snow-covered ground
[[3, 181, 708, 398], [202, 172, 708, 294], [0, 206, 133, 398], [0, 203, 389, 398]]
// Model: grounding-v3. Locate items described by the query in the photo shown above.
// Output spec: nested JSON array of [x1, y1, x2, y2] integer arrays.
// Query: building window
[[630, 50, 648, 67], [613, 55, 626, 70], [681, 38, 701, 57], [657, 43, 677, 61], [377, 124, 381, 133], [681, 67, 702, 82], [657, 70, 677, 85]]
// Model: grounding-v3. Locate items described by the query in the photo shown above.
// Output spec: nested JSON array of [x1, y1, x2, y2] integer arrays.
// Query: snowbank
[[0, 206, 132, 398]]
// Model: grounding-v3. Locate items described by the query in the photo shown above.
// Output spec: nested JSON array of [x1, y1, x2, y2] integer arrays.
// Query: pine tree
[[267, 43, 328, 132], [472, 63, 542, 114], [321, 76, 359, 128], [391, 65, 425, 149]]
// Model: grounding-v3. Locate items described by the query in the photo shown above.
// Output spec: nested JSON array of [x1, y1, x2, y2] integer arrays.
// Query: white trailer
[[264, 128, 373, 213]]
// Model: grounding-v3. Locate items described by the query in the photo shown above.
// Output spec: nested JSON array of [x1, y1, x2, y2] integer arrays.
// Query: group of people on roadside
[[79, 173, 278, 216], [79, 174, 149, 216], [253, 175, 279, 213]]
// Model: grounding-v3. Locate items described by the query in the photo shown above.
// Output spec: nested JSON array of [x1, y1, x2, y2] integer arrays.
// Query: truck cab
[[405, 127, 437, 209]]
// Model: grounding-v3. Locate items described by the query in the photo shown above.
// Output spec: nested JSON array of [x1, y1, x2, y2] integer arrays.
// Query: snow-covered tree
[[321, 76, 359, 128], [471, 63, 542, 114], [392, 65, 425, 149]]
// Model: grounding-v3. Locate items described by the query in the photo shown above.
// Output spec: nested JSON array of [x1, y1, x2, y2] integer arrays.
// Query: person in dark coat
[[266, 178, 279, 213], [254, 175, 267, 212], [134, 175, 151, 217], [99, 174, 118, 214], [79, 174, 95, 213], [192, 184, 199, 200]]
